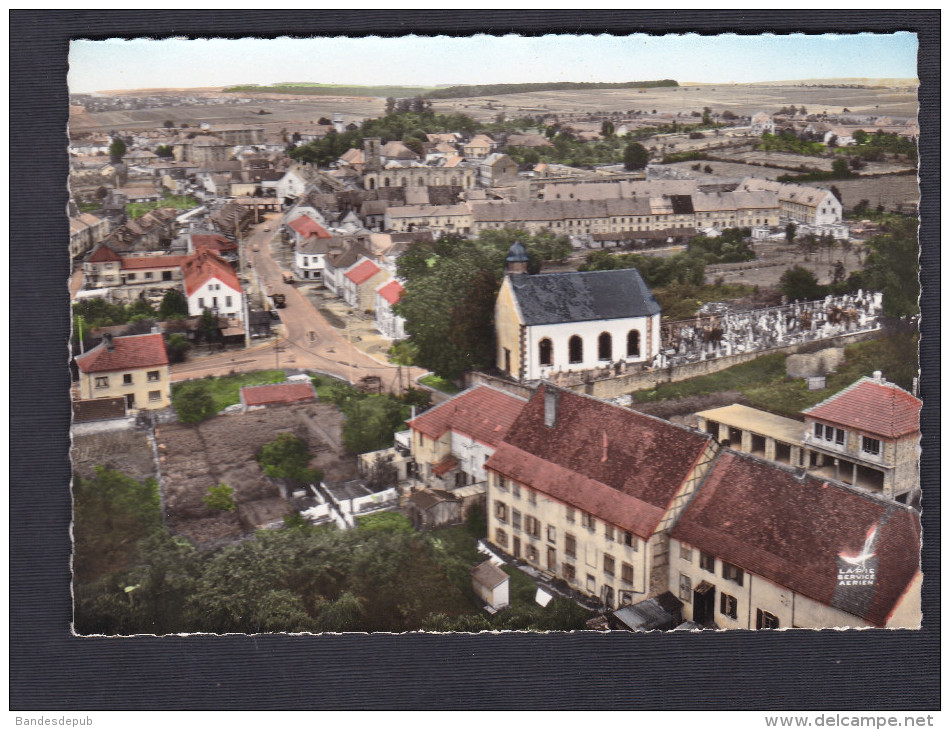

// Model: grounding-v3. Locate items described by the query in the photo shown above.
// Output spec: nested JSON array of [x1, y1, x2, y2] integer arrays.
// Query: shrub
[[203, 484, 236, 512]]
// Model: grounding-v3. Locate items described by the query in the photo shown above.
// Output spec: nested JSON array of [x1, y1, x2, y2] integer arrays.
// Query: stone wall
[[466, 329, 882, 402]]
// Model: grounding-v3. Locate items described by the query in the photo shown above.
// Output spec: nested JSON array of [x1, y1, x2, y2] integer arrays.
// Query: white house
[[737, 178, 843, 226], [274, 163, 321, 201], [183, 249, 244, 321], [494, 243, 661, 381], [750, 112, 775, 136], [294, 237, 333, 281], [374, 279, 407, 340]]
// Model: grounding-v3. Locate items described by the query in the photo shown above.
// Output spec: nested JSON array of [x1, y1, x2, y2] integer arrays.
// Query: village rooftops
[[485, 385, 714, 539], [75, 333, 169, 374], [697, 404, 804, 445], [408, 385, 526, 449], [803, 376, 921, 440], [670, 450, 921, 627], [288, 215, 331, 239], [508, 269, 661, 326], [240, 382, 317, 407]]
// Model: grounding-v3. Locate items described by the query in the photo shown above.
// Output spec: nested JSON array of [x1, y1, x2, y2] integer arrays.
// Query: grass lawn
[[173, 369, 286, 413], [419, 374, 461, 394], [127, 194, 198, 220], [632, 332, 917, 418]]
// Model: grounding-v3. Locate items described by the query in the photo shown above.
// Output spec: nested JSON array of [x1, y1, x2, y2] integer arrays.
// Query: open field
[[155, 402, 356, 544], [70, 82, 917, 134], [69, 96, 386, 133], [429, 84, 919, 122]]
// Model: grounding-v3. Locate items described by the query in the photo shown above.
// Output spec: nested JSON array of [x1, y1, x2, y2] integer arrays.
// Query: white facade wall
[[294, 250, 326, 280], [374, 293, 406, 340], [522, 314, 660, 381], [813, 192, 843, 225], [188, 278, 243, 318], [275, 171, 307, 201], [448, 431, 495, 484]]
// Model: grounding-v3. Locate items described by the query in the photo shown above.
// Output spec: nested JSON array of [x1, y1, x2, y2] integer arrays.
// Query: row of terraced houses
[[400, 379, 921, 630]]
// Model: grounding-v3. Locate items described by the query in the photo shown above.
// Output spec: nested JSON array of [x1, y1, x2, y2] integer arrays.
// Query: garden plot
[[155, 401, 356, 544], [71, 429, 156, 483]]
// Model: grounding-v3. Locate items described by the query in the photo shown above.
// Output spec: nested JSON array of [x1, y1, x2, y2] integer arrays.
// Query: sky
[[68, 33, 919, 94]]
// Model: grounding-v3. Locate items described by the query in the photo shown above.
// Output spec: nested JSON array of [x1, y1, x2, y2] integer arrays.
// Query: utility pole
[[236, 220, 250, 348]]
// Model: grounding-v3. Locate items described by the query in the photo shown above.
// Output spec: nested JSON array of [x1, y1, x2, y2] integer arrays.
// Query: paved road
[[171, 215, 432, 395]]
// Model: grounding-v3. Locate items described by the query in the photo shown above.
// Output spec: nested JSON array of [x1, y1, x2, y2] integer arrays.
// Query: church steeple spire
[[505, 240, 530, 275]]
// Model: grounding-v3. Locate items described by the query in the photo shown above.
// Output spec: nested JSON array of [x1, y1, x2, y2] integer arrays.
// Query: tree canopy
[[257, 433, 321, 483], [623, 141, 649, 170], [393, 229, 572, 379]]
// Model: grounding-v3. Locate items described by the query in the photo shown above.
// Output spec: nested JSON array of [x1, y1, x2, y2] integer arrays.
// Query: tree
[[73, 467, 163, 584], [384, 97, 396, 114], [109, 138, 127, 162], [166, 333, 191, 364], [623, 141, 649, 171], [258, 432, 321, 483], [701, 106, 712, 125], [155, 145, 173, 158], [861, 217, 919, 317], [600, 120, 615, 138], [203, 484, 236, 512], [163, 120, 176, 128], [853, 129, 868, 145], [721, 110, 737, 120], [785, 222, 798, 244], [364, 453, 399, 490], [173, 381, 216, 424], [831, 157, 852, 179], [779, 265, 823, 301], [158, 289, 188, 320], [199, 308, 219, 344]]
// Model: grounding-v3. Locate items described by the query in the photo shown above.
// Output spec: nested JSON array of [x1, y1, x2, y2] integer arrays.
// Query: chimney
[[544, 387, 559, 429], [103, 333, 115, 351], [872, 370, 884, 382]]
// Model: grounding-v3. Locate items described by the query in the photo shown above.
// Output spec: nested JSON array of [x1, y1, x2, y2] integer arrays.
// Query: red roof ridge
[[75, 332, 169, 373], [803, 376, 921, 439]]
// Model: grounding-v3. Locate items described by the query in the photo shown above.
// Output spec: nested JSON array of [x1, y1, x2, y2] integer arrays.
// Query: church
[[494, 242, 662, 382]]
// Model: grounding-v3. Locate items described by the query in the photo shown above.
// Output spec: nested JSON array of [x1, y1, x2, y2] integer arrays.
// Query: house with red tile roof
[[484, 384, 719, 606], [802, 374, 921, 504], [408, 385, 527, 491], [287, 214, 331, 245], [340, 257, 389, 312], [182, 249, 244, 322], [190, 232, 238, 256], [374, 279, 406, 340], [75, 333, 171, 410], [669, 449, 921, 629], [239, 381, 317, 408]]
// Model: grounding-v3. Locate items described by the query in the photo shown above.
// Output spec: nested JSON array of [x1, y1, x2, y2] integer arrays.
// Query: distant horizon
[[76, 75, 921, 95], [68, 34, 918, 94]]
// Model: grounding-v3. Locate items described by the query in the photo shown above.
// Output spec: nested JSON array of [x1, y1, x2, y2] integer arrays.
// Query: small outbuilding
[[404, 488, 461, 531], [471, 560, 510, 612]]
